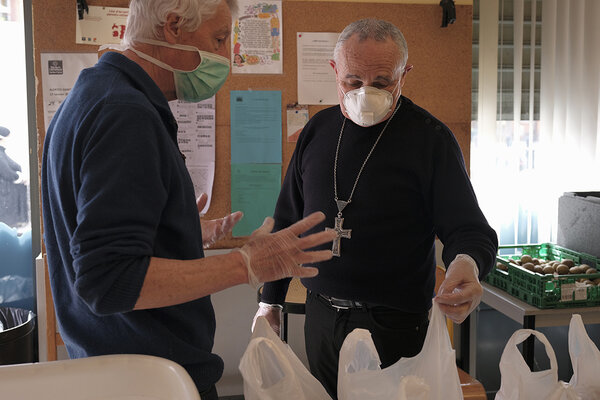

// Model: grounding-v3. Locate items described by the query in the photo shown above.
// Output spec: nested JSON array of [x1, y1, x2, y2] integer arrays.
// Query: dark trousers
[[304, 291, 429, 399], [198, 384, 218, 400]]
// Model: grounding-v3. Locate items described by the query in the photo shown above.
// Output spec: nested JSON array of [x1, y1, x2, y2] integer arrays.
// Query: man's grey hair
[[333, 19, 408, 74], [123, 0, 238, 47]]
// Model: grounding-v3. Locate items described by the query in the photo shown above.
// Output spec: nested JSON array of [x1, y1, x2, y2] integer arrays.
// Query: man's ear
[[329, 59, 336, 72], [400, 64, 413, 87], [163, 13, 182, 44]]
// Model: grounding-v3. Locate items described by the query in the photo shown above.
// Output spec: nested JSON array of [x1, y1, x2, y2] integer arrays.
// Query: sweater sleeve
[[70, 104, 170, 315], [431, 127, 498, 280]]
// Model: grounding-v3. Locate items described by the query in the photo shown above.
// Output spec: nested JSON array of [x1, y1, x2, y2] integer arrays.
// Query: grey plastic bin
[[0, 307, 36, 365]]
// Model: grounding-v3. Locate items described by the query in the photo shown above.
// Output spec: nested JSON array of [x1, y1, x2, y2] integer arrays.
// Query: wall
[[31, 0, 472, 396], [32, 0, 473, 248]]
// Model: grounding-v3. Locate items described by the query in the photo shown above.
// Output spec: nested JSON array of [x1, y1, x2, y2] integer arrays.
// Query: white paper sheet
[[286, 104, 309, 142], [297, 32, 339, 105], [168, 98, 216, 215], [40, 52, 98, 132]]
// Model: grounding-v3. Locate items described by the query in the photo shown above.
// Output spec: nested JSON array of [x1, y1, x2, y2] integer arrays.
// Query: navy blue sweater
[[41, 52, 222, 390], [261, 99, 498, 312]]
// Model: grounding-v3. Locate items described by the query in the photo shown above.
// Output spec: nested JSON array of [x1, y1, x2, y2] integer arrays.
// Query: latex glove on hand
[[434, 254, 482, 324], [197, 193, 244, 249], [252, 302, 283, 335], [238, 211, 337, 288]]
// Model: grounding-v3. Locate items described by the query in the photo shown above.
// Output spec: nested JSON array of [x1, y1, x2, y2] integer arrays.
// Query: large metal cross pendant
[[326, 216, 352, 257]]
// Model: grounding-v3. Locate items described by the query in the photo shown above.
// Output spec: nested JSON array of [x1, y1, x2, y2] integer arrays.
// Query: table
[[260, 278, 487, 399], [465, 283, 600, 371]]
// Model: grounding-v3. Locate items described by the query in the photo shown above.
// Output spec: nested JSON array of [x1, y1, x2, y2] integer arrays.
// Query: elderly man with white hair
[[41, 0, 335, 397]]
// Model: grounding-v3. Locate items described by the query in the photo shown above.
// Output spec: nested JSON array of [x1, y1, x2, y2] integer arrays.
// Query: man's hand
[[252, 302, 282, 336], [434, 254, 482, 324], [238, 211, 336, 288], [197, 193, 243, 249]]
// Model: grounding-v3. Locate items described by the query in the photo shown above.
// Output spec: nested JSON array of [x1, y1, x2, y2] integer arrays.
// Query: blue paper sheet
[[230, 90, 282, 164], [231, 163, 281, 237]]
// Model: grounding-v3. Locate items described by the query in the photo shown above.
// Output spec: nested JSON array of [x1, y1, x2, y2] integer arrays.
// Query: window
[[471, 0, 544, 246], [0, 0, 37, 312], [0, 0, 13, 21]]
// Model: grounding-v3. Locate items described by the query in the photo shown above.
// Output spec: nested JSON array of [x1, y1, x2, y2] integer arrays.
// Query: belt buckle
[[320, 294, 349, 310], [328, 296, 353, 310], [330, 301, 350, 310]]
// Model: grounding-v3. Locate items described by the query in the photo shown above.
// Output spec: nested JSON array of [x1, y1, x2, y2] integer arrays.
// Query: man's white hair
[[333, 18, 408, 75], [123, 0, 238, 47]]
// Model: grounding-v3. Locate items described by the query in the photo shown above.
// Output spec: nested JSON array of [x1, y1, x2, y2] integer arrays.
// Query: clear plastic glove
[[434, 254, 482, 324], [237, 211, 337, 288], [197, 193, 244, 249], [252, 302, 282, 335]]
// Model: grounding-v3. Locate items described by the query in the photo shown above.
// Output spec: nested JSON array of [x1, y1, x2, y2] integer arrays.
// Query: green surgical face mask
[[130, 38, 230, 102]]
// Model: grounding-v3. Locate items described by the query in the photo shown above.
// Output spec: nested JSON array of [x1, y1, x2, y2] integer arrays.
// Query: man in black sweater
[[256, 18, 498, 398]]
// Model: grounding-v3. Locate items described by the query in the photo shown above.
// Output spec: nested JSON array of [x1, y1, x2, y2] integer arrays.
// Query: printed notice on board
[[297, 32, 339, 105], [168, 97, 216, 215], [76, 6, 129, 45], [286, 104, 309, 142], [40, 52, 98, 132], [231, 163, 281, 237], [231, 0, 282, 74], [230, 90, 282, 164]]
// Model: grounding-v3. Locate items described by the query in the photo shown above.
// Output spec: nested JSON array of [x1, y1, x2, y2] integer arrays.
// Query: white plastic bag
[[568, 314, 600, 399], [337, 302, 461, 400], [337, 328, 430, 400], [239, 316, 332, 400], [495, 329, 579, 400]]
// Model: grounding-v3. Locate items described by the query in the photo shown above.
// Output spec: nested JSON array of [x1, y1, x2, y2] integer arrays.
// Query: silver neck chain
[[333, 100, 401, 217]]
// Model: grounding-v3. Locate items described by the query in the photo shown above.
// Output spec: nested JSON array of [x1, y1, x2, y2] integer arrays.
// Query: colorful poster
[[75, 6, 129, 45], [231, 0, 282, 74]]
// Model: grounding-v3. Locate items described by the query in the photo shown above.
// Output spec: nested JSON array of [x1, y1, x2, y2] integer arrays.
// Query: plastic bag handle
[[504, 329, 559, 374], [240, 337, 302, 393], [339, 328, 382, 374], [568, 314, 599, 362], [420, 302, 453, 354], [568, 313, 600, 398]]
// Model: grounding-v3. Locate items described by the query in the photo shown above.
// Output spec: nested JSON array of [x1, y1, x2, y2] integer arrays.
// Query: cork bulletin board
[[32, 0, 472, 250]]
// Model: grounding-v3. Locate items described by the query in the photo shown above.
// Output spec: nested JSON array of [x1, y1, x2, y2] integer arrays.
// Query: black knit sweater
[[261, 97, 498, 312], [42, 52, 222, 391]]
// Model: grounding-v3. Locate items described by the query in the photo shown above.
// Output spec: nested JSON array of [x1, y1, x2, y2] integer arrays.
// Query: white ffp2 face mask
[[342, 86, 396, 127]]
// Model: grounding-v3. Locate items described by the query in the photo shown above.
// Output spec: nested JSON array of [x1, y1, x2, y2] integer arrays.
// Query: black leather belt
[[318, 294, 364, 310]]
